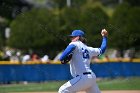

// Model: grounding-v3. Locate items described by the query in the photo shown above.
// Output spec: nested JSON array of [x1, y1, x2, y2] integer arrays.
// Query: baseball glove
[[61, 53, 73, 64]]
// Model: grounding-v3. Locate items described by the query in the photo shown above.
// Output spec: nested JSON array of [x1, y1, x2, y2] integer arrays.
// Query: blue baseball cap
[[69, 30, 85, 37]]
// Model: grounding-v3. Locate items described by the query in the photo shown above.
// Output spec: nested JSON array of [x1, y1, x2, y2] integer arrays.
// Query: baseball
[[101, 29, 108, 36]]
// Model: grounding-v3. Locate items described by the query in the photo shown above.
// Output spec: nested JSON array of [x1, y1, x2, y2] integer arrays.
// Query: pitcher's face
[[70, 36, 80, 42]]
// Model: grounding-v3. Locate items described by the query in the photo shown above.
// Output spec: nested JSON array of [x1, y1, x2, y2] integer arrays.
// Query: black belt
[[76, 72, 91, 77], [83, 72, 91, 75]]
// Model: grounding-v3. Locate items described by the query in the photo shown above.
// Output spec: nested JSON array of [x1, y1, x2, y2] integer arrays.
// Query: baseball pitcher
[[59, 29, 108, 93]]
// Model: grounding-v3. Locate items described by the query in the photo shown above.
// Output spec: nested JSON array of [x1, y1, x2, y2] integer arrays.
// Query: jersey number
[[82, 48, 89, 59]]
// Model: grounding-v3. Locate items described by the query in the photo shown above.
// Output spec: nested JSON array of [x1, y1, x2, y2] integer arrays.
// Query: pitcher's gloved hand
[[61, 53, 73, 64]]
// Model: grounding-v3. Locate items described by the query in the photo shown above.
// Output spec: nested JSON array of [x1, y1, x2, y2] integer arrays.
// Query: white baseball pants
[[58, 73, 101, 93]]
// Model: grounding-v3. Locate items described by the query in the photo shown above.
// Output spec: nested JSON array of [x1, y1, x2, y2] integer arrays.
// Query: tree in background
[[110, 3, 131, 50], [0, 0, 32, 20], [124, 0, 140, 7], [0, 0, 32, 51], [80, 6, 109, 47], [123, 7, 140, 48], [8, 8, 64, 58], [59, 7, 82, 34], [110, 2, 140, 57]]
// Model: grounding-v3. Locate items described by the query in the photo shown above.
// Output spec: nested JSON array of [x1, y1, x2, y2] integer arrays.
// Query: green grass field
[[0, 77, 140, 92], [97, 77, 140, 90]]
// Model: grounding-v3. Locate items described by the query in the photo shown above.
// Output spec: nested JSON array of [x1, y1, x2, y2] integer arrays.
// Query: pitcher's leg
[[86, 83, 101, 93], [58, 75, 86, 93], [69, 75, 95, 92], [58, 81, 76, 93]]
